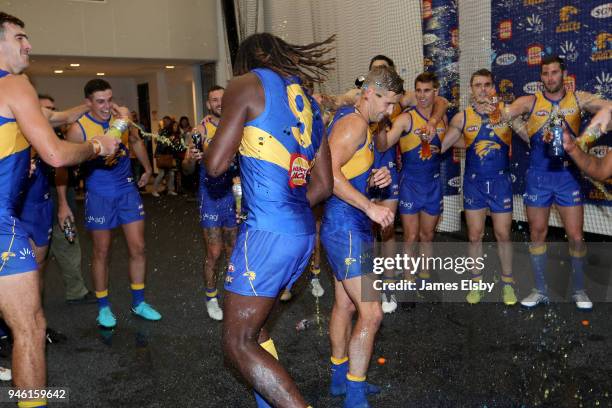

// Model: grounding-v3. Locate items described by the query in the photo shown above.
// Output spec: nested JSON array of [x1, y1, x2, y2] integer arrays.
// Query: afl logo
[[288, 153, 310, 188], [448, 176, 461, 188], [466, 125, 479, 133], [496, 53, 517, 66], [591, 3, 612, 19], [535, 110, 548, 117], [523, 81, 542, 94]]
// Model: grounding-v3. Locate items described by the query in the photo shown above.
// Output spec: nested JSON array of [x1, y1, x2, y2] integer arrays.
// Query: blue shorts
[[85, 188, 145, 230], [523, 168, 583, 208], [321, 228, 373, 281], [398, 174, 443, 216], [225, 228, 315, 297], [463, 170, 512, 213], [0, 215, 38, 276], [199, 189, 237, 229], [20, 200, 53, 247]]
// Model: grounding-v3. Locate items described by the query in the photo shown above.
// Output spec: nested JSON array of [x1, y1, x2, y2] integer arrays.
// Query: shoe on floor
[[0, 366, 11, 381], [151, 191, 160, 197], [381, 293, 397, 314], [280, 289, 292, 302], [131, 302, 162, 321], [206, 298, 223, 321], [572, 290, 593, 311], [97, 306, 117, 328], [502, 285, 517, 306], [466, 289, 484, 304], [46, 327, 67, 344], [168, 191, 178, 196], [520, 289, 549, 309], [311, 277, 325, 298]]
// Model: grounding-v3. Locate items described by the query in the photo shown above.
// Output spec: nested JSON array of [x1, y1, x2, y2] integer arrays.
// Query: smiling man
[[66, 79, 158, 328]]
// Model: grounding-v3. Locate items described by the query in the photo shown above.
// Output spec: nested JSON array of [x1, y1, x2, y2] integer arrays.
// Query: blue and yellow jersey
[[199, 120, 237, 196], [76, 113, 133, 195], [237, 68, 324, 234], [323, 106, 374, 233], [0, 70, 31, 215], [526, 91, 580, 171], [462, 104, 511, 174], [399, 107, 446, 179]]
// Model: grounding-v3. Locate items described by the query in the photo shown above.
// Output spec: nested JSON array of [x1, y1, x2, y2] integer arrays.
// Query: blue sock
[[130, 283, 145, 308], [345, 374, 368, 407], [570, 248, 586, 292], [529, 244, 548, 293], [95, 290, 110, 310]]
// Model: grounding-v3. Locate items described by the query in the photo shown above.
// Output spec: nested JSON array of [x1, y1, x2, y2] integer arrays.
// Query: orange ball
[[377, 357, 386, 365], [581, 320, 589, 327]]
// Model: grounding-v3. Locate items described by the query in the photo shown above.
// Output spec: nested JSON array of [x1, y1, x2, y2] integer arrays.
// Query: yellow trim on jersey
[[77, 114, 129, 146], [463, 105, 511, 147], [341, 128, 374, 180], [240, 126, 292, 171], [400, 110, 427, 153], [527, 92, 580, 138], [0, 122, 29, 159], [203, 121, 218, 150]]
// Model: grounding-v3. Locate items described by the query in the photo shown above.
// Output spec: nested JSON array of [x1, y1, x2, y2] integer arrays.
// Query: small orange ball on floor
[[581, 320, 589, 327], [377, 357, 386, 365]]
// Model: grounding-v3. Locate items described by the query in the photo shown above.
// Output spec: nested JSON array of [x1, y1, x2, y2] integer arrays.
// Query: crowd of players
[[0, 10, 611, 408]]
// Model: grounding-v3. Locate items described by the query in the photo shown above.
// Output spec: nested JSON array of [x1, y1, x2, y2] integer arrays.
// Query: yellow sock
[[346, 373, 366, 382], [330, 356, 348, 365], [260, 338, 278, 360]]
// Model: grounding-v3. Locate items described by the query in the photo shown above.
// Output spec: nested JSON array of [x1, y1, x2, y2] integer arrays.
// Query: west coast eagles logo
[[556, 6, 581, 33], [288, 153, 310, 188], [475, 140, 501, 159]]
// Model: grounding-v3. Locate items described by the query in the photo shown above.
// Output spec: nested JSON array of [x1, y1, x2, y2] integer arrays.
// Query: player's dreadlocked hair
[[233, 33, 335, 84]]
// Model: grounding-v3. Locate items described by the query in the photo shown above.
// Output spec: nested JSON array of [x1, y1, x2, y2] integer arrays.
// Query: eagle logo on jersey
[[475, 140, 501, 158], [243, 271, 256, 281], [288, 153, 310, 188]]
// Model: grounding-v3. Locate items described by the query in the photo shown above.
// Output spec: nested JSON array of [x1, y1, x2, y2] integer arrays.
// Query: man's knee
[[206, 245, 223, 264], [334, 294, 356, 315], [359, 303, 383, 330], [129, 240, 146, 260], [11, 308, 46, 343], [419, 230, 434, 242], [468, 229, 484, 243]]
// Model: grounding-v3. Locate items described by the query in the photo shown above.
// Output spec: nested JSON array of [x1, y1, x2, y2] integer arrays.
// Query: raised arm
[[376, 111, 411, 151], [43, 104, 88, 128], [576, 92, 612, 132], [6, 75, 117, 166], [564, 128, 612, 181]]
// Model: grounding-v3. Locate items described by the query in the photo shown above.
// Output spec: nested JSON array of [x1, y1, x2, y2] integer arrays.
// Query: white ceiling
[[26, 55, 208, 78]]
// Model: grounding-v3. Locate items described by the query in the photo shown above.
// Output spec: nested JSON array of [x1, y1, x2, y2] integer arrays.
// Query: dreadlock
[[233, 33, 335, 84]]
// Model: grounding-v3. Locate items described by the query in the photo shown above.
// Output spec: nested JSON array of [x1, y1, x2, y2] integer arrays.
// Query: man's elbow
[[204, 156, 227, 177]]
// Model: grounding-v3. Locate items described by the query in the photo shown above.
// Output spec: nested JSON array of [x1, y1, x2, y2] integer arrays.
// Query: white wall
[[30, 75, 138, 111], [1, 0, 218, 60]]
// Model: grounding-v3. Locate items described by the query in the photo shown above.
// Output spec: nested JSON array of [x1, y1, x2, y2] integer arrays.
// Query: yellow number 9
[[287, 84, 313, 148]]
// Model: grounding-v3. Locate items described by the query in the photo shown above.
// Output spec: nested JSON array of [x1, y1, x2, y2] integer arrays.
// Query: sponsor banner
[[492, 0, 611, 207], [422, 0, 461, 196]]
